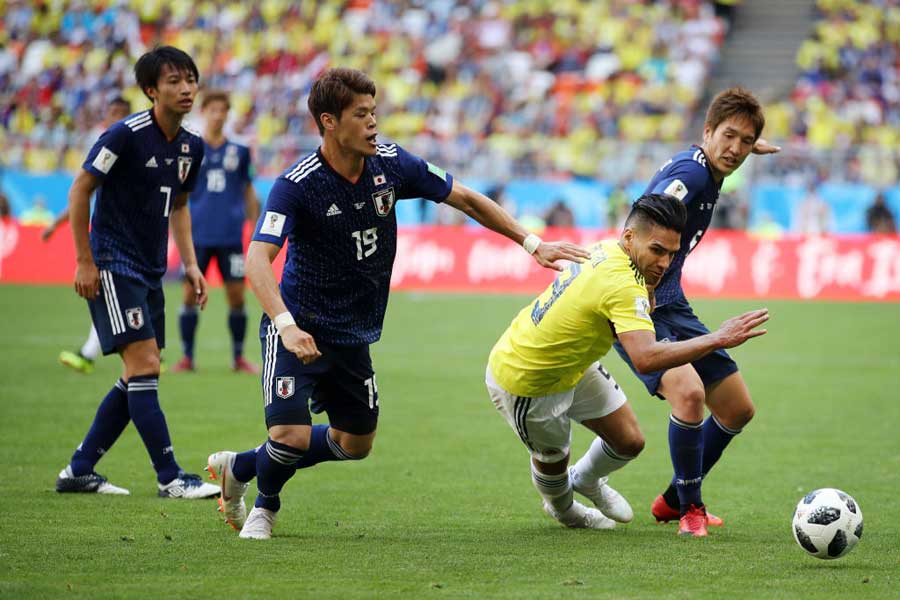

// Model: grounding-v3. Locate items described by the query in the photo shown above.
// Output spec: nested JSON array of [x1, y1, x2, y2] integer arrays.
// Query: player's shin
[[531, 460, 573, 513], [254, 439, 305, 512], [668, 414, 704, 513], [228, 308, 247, 360], [179, 305, 199, 359], [127, 376, 180, 484], [69, 379, 130, 475], [572, 438, 636, 482]]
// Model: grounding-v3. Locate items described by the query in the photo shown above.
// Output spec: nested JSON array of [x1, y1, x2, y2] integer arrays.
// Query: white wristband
[[522, 233, 542, 255], [273, 311, 296, 335]]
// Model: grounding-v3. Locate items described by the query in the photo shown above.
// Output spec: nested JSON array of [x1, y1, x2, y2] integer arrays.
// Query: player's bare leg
[[172, 281, 199, 372], [571, 403, 644, 523], [225, 280, 259, 374], [705, 371, 755, 431]]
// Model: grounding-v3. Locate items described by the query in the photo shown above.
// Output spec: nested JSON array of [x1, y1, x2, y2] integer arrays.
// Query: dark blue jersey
[[252, 144, 454, 345], [83, 110, 204, 288], [643, 146, 721, 307], [190, 140, 253, 247]]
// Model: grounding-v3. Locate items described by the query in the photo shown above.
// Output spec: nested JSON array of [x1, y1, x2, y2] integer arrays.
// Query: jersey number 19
[[352, 227, 378, 260]]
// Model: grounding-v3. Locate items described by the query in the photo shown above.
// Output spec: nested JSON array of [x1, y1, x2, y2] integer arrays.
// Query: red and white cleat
[[232, 356, 260, 375], [678, 504, 709, 537], [652, 494, 724, 526]]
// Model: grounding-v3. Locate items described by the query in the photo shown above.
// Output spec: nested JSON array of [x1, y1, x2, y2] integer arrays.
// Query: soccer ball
[[792, 488, 863, 560]]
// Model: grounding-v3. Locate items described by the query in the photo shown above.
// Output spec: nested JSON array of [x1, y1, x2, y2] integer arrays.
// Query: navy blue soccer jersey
[[83, 110, 204, 288], [190, 140, 253, 247], [252, 144, 454, 345], [643, 146, 721, 307]]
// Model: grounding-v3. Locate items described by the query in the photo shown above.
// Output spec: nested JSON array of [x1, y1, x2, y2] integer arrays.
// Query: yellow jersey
[[489, 239, 655, 396]]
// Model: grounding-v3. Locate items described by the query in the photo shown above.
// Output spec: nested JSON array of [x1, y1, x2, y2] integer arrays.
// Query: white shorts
[[486, 363, 627, 463]]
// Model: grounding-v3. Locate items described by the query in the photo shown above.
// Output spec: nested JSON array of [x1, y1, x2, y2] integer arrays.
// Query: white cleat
[[543, 499, 616, 529], [55, 466, 130, 495], [239, 507, 277, 540], [158, 471, 220, 499], [569, 467, 634, 523], [206, 451, 249, 530]]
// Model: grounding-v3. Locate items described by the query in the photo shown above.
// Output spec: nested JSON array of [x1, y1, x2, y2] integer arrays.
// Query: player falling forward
[[55, 46, 218, 499], [487, 193, 768, 529], [43, 96, 132, 375], [170, 90, 261, 374], [612, 87, 780, 536], [206, 67, 588, 539]]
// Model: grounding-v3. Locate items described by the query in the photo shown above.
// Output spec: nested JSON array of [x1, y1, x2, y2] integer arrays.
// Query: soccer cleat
[[569, 467, 634, 523], [206, 451, 249, 530], [239, 507, 277, 540], [158, 472, 219, 499], [232, 357, 260, 375], [59, 350, 94, 374], [678, 504, 709, 537], [652, 494, 724, 526], [55, 466, 129, 495], [170, 356, 194, 373], [542, 500, 616, 530]]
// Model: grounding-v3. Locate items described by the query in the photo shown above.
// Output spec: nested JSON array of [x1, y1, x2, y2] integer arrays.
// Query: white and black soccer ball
[[792, 488, 863, 560]]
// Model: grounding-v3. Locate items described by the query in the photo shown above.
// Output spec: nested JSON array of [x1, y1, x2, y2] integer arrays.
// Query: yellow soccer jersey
[[489, 239, 655, 397]]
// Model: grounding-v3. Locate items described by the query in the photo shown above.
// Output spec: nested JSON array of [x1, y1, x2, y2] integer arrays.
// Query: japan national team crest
[[372, 187, 395, 217], [275, 376, 295, 399], [125, 307, 144, 330], [177, 156, 193, 183]]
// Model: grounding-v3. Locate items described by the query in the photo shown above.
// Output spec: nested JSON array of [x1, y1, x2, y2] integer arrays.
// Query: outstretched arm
[[443, 180, 589, 271], [42, 207, 71, 242], [618, 309, 769, 374]]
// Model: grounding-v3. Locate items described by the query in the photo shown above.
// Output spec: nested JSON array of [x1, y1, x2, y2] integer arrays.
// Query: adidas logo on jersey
[[145, 156, 158, 168], [326, 204, 342, 217]]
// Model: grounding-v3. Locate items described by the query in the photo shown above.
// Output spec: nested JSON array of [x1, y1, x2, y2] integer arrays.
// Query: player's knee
[[126, 353, 160, 377], [618, 431, 645, 458], [338, 437, 373, 459], [270, 427, 311, 452], [727, 401, 755, 430], [672, 385, 705, 418]]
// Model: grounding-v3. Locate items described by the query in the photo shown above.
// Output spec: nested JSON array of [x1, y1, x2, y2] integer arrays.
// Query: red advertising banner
[[2, 221, 899, 302]]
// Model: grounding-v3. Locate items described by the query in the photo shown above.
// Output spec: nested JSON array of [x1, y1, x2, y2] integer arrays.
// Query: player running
[[612, 86, 780, 536], [171, 90, 261, 374], [55, 46, 218, 499], [206, 67, 589, 539], [487, 193, 768, 530]]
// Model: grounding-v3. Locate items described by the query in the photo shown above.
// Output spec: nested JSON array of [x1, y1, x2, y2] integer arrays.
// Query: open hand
[[532, 241, 591, 271], [716, 309, 769, 348]]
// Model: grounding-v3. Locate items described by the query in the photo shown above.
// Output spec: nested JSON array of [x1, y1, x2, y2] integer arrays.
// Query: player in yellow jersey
[[486, 194, 769, 530]]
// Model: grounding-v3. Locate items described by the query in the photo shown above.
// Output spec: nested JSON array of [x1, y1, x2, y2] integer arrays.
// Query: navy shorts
[[88, 270, 165, 355], [259, 315, 379, 435], [191, 245, 245, 281], [613, 297, 738, 397]]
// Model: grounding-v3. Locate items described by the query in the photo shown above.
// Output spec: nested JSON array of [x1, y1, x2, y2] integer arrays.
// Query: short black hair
[[308, 68, 376, 135], [108, 95, 130, 110], [624, 193, 687, 234], [134, 46, 199, 101]]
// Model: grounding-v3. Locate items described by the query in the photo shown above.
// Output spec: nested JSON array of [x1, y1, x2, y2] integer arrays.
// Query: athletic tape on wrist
[[523, 233, 542, 255]]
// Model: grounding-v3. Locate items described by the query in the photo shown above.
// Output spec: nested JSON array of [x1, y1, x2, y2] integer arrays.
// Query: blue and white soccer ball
[[792, 488, 863, 560]]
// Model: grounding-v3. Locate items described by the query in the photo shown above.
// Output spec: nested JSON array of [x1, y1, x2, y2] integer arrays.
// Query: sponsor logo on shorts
[[125, 307, 144, 330], [276, 376, 295, 399]]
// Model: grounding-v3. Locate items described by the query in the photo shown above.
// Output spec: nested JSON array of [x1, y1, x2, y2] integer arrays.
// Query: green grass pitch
[[1, 284, 898, 598]]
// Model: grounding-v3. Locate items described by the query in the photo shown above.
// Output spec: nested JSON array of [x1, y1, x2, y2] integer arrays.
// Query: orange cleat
[[170, 356, 194, 373], [232, 356, 260, 374], [678, 504, 709, 537], [652, 494, 724, 526]]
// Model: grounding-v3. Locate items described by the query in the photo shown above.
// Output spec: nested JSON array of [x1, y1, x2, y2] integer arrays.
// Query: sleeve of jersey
[[181, 144, 204, 193], [252, 178, 298, 248], [394, 145, 454, 203], [649, 160, 709, 207], [602, 273, 655, 335], [82, 123, 129, 179]]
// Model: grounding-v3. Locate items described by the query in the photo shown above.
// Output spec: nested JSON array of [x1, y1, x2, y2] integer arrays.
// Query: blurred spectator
[[796, 182, 831, 235], [710, 190, 748, 230], [865, 192, 897, 233], [606, 184, 631, 230], [544, 199, 575, 228], [19, 196, 54, 227], [0, 193, 13, 225], [751, 212, 785, 240]]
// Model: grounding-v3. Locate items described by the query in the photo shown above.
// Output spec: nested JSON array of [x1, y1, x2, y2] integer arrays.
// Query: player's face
[[147, 63, 198, 116], [624, 224, 681, 286], [702, 115, 757, 180], [203, 99, 229, 134], [332, 94, 377, 156]]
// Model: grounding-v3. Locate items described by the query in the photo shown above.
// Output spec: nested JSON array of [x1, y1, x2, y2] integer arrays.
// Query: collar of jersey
[[690, 144, 723, 191], [147, 107, 186, 144]]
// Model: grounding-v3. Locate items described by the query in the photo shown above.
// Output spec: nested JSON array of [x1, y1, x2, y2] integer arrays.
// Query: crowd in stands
[[0, 1, 897, 233], [1, 0, 725, 179]]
